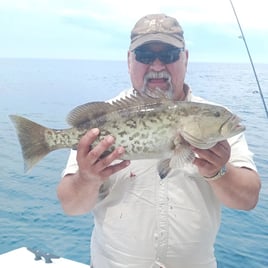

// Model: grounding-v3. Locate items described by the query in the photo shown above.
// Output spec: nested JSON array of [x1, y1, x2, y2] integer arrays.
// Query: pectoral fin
[[169, 145, 195, 168], [157, 135, 196, 179], [157, 159, 171, 179]]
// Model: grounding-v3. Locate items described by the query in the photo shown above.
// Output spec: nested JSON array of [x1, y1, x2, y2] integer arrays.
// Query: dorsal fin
[[67, 102, 114, 127], [111, 91, 170, 108], [140, 87, 173, 99], [67, 93, 171, 127]]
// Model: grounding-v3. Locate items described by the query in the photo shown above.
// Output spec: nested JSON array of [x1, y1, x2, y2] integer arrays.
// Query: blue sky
[[0, 0, 267, 63]]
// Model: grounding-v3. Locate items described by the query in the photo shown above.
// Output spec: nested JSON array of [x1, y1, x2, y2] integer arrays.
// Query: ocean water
[[0, 58, 267, 267]]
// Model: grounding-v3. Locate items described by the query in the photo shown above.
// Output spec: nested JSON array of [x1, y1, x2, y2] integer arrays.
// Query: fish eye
[[214, 111, 221, 117]]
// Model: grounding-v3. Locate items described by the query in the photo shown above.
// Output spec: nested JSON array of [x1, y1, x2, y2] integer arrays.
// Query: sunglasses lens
[[135, 51, 156, 64], [134, 48, 183, 64], [158, 50, 180, 64]]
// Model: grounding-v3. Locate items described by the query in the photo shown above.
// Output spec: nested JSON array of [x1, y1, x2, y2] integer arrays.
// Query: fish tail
[[9, 115, 53, 172]]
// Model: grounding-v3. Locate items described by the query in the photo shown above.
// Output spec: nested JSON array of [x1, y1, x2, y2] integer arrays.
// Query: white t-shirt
[[62, 88, 257, 268]]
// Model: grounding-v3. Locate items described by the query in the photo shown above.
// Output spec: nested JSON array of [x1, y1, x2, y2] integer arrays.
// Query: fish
[[9, 93, 245, 178]]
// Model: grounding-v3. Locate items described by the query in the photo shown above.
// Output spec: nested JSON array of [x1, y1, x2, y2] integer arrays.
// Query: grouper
[[9, 93, 245, 178]]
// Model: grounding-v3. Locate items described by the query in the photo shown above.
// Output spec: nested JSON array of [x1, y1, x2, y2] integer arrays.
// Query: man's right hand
[[57, 128, 130, 215], [77, 128, 130, 185]]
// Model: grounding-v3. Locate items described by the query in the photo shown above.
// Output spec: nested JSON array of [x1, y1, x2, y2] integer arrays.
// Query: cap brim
[[130, 33, 184, 51]]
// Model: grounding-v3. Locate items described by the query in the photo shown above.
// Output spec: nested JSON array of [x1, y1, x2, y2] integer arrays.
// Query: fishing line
[[229, 0, 268, 118]]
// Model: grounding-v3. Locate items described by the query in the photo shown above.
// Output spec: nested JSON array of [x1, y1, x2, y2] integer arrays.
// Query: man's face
[[128, 42, 188, 101]]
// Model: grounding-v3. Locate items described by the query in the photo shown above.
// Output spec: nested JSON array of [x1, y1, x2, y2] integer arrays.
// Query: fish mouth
[[220, 114, 246, 136]]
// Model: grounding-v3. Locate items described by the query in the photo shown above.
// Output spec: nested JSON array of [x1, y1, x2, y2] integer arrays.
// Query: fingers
[[77, 128, 130, 181], [209, 140, 230, 160], [191, 140, 230, 177], [99, 160, 130, 178], [94, 146, 124, 169], [87, 135, 116, 166], [192, 141, 230, 165], [77, 128, 100, 160], [77, 128, 115, 165]]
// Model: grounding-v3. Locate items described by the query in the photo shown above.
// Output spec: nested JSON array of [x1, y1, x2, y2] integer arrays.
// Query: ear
[[184, 49, 189, 69], [127, 50, 131, 73]]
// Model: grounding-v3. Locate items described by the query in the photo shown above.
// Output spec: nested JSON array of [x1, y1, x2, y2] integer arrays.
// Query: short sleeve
[[228, 133, 257, 171], [61, 149, 78, 177]]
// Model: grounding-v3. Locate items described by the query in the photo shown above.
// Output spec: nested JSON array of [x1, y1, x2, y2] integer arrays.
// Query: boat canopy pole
[[229, 0, 268, 118]]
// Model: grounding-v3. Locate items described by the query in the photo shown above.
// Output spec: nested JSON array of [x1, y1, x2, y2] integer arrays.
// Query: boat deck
[[0, 247, 90, 267]]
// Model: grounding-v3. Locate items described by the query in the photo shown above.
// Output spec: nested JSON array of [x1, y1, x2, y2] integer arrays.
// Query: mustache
[[144, 71, 171, 82]]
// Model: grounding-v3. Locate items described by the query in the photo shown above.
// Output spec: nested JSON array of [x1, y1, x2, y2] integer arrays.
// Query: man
[[57, 14, 261, 268]]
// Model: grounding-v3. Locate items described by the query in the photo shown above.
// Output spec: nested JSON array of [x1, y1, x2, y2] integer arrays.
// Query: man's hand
[[191, 140, 230, 178], [77, 128, 130, 184]]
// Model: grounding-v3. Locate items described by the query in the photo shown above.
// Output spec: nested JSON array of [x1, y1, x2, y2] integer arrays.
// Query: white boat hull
[[0, 247, 90, 267]]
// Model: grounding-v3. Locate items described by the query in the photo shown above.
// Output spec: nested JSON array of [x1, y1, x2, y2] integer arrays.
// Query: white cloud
[[1, 0, 266, 30], [0, 0, 266, 61]]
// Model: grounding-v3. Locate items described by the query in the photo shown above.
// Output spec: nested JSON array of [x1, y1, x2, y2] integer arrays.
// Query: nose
[[149, 58, 166, 72]]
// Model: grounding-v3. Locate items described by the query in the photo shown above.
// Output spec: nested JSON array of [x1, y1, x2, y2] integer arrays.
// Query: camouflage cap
[[130, 14, 185, 51]]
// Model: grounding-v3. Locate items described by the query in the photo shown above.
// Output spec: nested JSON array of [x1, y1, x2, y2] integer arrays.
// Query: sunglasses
[[134, 47, 184, 65]]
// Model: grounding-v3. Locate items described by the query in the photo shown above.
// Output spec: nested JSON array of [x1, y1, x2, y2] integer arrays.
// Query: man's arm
[[207, 164, 260, 210], [57, 128, 130, 215], [192, 140, 261, 210]]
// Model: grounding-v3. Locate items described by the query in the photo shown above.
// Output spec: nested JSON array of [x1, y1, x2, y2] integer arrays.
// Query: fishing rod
[[229, 0, 268, 118]]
